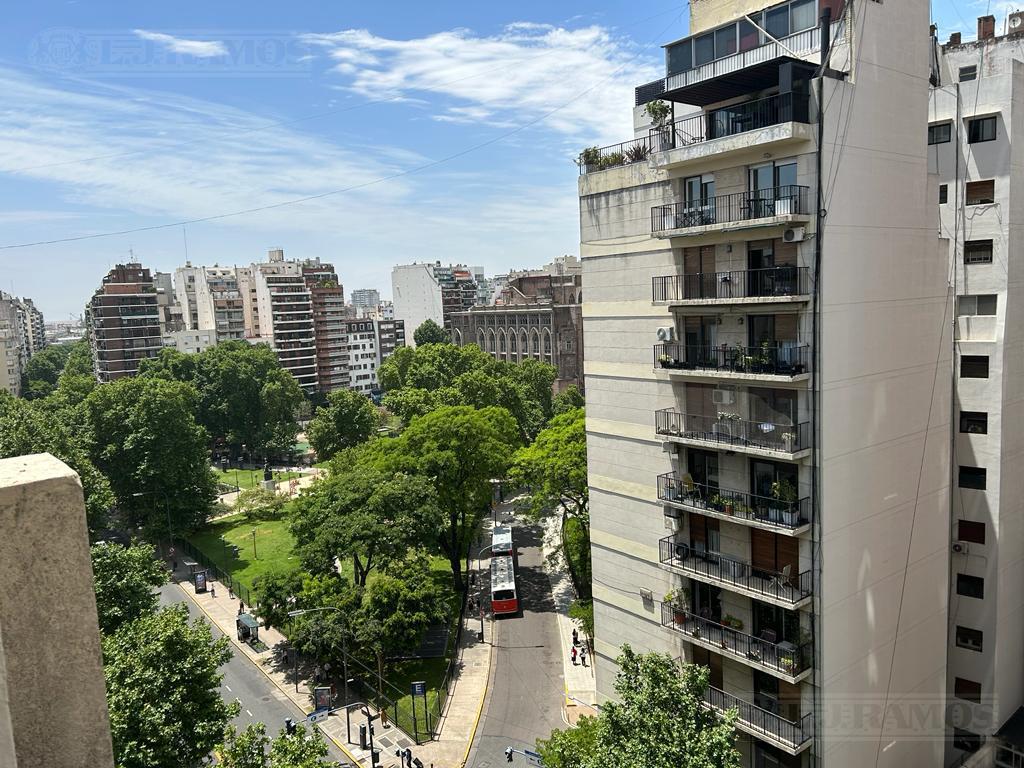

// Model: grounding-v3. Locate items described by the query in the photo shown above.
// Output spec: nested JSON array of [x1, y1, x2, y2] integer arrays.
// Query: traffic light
[[284, 718, 296, 736], [505, 746, 514, 763]]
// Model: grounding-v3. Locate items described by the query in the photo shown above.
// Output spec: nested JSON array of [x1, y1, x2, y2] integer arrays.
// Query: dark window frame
[[964, 240, 994, 264], [959, 411, 988, 434], [959, 65, 978, 83], [958, 520, 986, 545], [966, 180, 995, 205], [954, 677, 983, 704], [928, 123, 952, 145], [953, 727, 983, 753], [955, 626, 983, 653], [960, 355, 989, 378], [956, 574, 984, 599], [967, 116, 997, 144], [939, 184, 949, 204], [958, 466, 987, 490]]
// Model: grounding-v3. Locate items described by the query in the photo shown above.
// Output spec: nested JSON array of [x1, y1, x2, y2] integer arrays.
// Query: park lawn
[[389, 655, 451, 737], [213, 468, 302, 490], [187, 513, 302, 597]]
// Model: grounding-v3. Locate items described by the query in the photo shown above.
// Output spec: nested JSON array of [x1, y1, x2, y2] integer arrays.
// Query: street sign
[[411, 681, 426, 697], [307, 709, 329, 724]]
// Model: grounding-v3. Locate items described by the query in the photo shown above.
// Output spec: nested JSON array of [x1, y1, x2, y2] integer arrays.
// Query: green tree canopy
[[103, 604, 238, 768], [362, 405, 519, 588], [20, 339, 86, 399], [307, 388, 380, 460], [536, 646, 740, 768], [253, 568, 304, 631], [234, 487, 289, 522], [221, 722, 333, 768], [85, 376, 217, 534], [289, 466, 445, 585], [90, 541, 167, 635], [553, 385, 585, 415], [412, 319, 448, 346], [139, 341, 304, 458], [0, 392, 114, 530], [510, 407, 588, 523]]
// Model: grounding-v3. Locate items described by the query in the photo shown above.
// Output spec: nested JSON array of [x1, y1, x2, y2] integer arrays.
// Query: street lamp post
[[288, 607, 349, 715]]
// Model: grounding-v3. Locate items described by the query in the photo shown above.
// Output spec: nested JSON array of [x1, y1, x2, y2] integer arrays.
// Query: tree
[[140, 341, 304, 459], [568, 599, 594, 640], [90, 541, 167, 635], [307, 389, 380, 460], [354, 557, 452, 707], [0, 392, 114, 530], [413, 319, 448, 346], [85, 376, 217, 534], [363, 405, 519, 589], [221, 722, 333, 768], [288, 573, 360, 665], [103, 604, 237, 768], [536, 646, 740, 768], [234, 487, 289, 521], [553, 385, 585, 416], [290, 467, 445, 586], [19, 339, 85, 399], [510, 408, 588, 523], [253, 569, 304, 631]]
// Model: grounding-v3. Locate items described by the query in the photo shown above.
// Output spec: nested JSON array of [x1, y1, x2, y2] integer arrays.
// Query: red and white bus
[[490, 555, 518, 615], [491, 526, 513, 557]]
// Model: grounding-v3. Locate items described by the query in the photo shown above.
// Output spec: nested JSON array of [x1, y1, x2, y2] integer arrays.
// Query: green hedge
[[562, 517, 592, 601]]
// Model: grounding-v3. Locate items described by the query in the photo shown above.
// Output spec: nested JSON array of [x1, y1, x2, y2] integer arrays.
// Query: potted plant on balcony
[[645, 99, 673, 151], [624, 142, 651, 163], [664, 588, 689, 625], [599, 151, 625, 170], [579, 146, 602, 173], [781, 431, 797, 453], [658, 353, 673, 369], [771, 478, 798, 526], [723, 614, 743, 631]]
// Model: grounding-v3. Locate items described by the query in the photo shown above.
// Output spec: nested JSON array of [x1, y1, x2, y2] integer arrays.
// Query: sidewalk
[[540, 517, 599, 726], [171, 521, 496, 767]]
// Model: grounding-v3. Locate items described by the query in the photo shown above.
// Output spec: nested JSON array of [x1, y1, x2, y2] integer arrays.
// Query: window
[[791, 0, 816, 31], [956, 626, 984, 652], [960, 355, 989, 378], [928, 123, 952, 144], [959, 466, 987, 490], [959, 65, 978, 82], [954, 728, 983, 753], [694, 32, 715, 66], [968, 116, 997, 143], [958, 295, 998, 316], [959, 411, 988, 434], [939, 184, 948, 204], [958, 520, 986, 544], [964, 240, 994, 264], [957, 574, 985, 599], [966, 180, 995, 205], [765, 4, 790, 39], [715, 25, 737, 58], [954, 677, 982, 704]]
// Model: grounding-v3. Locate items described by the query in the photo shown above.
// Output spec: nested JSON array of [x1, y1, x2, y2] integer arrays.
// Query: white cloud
[[302, 23, 661, 146], [134, 30, 228, 58]]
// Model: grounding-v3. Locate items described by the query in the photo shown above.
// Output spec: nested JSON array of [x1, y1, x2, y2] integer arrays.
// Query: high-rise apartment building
[[0, 296, 22, 396], [375, 318, 405, 363], [580, 2, 953, 767], [13, 297, 45, 361], [350, 288, 381, 311], [86, 263, 162, 382], [929, 17, 1024, 767], [391, 262, 481, 343], [302, 258, 350, 393]]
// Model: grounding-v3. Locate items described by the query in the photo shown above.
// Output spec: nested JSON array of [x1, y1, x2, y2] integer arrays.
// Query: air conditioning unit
[[1011, 12, 1024, 31], [712, 388, 735, 405], [952, 541, 970, 555], [783, 226, 806, 243], [656, 326, 676, 342]]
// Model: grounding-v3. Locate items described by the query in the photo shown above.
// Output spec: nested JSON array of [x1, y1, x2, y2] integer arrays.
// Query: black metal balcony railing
[[704, 684, 813, 750], [655, 409, 810, 454], [659, 536, 813, 604], [652, 186, 810, 233], [654, 342, 810, 376], [580, 93, 810, 175], [660, 603, 812, 678], [652, 267, 810, 303], [657, 473, 811, 530]]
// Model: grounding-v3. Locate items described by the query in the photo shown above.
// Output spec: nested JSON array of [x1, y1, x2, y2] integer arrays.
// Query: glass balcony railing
[[652, 185, 810, 234], [652, 267, 809, 303], [654, 342, 809, 376]]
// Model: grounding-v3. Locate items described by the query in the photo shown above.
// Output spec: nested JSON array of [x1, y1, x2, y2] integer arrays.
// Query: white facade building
[[580, 1, 952, 767], [391, 263, 447, 344], [0, 296, 22, 396]]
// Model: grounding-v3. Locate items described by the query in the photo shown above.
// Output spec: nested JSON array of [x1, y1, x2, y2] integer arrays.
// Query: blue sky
[[0, 0, 974, 318]]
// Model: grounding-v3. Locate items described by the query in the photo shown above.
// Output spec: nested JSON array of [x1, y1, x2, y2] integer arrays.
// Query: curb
[[173, 578, 365, 768], [459, 635, 494, 768]]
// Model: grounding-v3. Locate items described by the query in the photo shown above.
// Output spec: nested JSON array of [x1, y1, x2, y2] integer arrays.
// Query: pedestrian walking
[[572, 628, 579, 647], [210, 584, 216, 598], [580, 647, 588, 667], [571, 646, 578, 666]]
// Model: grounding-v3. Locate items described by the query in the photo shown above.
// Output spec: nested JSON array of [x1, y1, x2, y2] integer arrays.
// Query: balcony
[[655, 409, 810, 460], [578, 92, 810, 175], [652, 186, 810, 238], [652, 267, 810, 306], [657, 473, 810, 535], [654, 342, 809, 382], [659, 536, 812, 609], [660, 603, 811, 683], [703, 684, 813, 755]]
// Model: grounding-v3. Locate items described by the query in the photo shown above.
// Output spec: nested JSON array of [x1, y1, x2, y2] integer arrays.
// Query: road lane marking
[[246, 709, 253, 717], [225, 685, 232, 692]]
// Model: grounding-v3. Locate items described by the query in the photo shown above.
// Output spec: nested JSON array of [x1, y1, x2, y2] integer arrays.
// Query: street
[[157, 583, 352, 765], [466, 521, 566, 767]]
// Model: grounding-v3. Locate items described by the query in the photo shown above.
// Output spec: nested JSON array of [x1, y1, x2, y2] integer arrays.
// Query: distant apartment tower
[[931, 18, 1024, 767], [302, 258, 350, 393], [0, 296, 22, 396], [350, 288, 380, 311], [375, 318, 405, 362], [450, 261, 583, 392], [86, 263, 162, 382], [579, 2, 953, 768], [391, 262, 480, 344], [13, 297, 45, 361]]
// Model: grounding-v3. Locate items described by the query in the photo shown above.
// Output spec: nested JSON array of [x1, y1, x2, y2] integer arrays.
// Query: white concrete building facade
[[581, 1, 952, 766]]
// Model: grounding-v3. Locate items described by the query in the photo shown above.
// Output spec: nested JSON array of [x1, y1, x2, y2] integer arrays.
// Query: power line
[[0, 10, 685, 252]]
